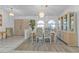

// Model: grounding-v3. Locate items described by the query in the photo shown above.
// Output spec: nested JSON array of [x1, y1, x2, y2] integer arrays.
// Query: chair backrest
[[44, 28, 50, 37], [36, 28, 43, 37]]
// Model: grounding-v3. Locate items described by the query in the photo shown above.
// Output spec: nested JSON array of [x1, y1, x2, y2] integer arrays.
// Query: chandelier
[[38, 5, 48, 18], [39, 11, 45, 18]]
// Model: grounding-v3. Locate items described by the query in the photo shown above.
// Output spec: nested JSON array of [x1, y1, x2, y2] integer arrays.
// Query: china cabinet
[[58, 12, 77, 46]]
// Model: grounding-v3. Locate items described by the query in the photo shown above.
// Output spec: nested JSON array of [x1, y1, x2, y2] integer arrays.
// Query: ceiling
[[0, 5, 71, 16]]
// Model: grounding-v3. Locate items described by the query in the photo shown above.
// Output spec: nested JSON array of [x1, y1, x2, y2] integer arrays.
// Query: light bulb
[[9, 12, 14, 16]]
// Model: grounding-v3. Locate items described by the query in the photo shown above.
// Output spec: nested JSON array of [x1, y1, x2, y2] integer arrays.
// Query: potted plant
[[30, 20, 35, 30]]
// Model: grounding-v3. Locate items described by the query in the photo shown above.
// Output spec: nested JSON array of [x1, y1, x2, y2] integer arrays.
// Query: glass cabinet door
[[69, 13, 74, 31], [58, 18, 61, 30], [63, 15, 67, 31], [58, 12, 75, 32], [61, 17, 63, 30]]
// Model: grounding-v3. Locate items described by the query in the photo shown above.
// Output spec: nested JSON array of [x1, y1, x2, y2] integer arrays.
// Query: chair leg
[[32, 35, 33, 44], [54, 36, 56, 43], [36, 37, 37, 42], [50, 37, 51, 44], [43, 36, 45, 43]]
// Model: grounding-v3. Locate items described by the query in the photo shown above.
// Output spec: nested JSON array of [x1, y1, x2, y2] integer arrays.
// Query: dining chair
[[44, 28, 51, 44], [36, 28, 44, 42]]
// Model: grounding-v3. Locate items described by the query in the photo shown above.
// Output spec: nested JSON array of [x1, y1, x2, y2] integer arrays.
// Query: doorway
[[14, 19, 29, 36]]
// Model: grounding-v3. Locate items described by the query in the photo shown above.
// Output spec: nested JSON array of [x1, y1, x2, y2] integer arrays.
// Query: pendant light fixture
[[38, 0, 48, 18], [39, 11, 45, 18], [39, 5, 45, 18], [9, 8, 14, 16]]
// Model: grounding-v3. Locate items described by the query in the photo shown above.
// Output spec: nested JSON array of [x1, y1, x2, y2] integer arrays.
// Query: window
[[48, 20, 56, 30], [37, 20, 44, 28]]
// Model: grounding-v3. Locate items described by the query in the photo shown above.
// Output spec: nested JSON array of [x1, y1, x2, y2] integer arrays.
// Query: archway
[[37, 20, 44, 28], [48, 20, 56, 30]]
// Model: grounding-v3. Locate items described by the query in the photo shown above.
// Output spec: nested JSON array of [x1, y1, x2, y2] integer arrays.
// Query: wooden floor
[[15, 38, 79, 53]]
